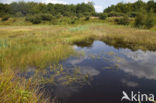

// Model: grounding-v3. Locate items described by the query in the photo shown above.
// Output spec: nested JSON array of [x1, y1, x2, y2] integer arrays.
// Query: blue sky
[[0, 0, 153, 12]]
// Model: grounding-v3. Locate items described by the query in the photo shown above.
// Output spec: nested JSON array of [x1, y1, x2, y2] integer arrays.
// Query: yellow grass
[[0, 23, 156, 103], [0, 69, 48, 103], [0, 23, 156, 70]]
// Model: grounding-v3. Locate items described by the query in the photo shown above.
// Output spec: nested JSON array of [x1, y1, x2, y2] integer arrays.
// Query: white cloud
[[118, 50, 156, 80], [124, 0, 150, 3], [0, 0, 67, 4], [41, 0, 67, 4], [0, 0, 19, 3], [94, 5, 104, 13], [121, 79, 139, 87], [84, 0, 93, 3]]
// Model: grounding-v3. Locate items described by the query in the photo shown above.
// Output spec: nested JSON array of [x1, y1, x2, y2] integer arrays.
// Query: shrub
[[1, 15, 10, 21], [145, 14, 154, 29], [32, 17, 41, 24], [85, 16, 90, 21], [134, 12, 154, 29], [15, 12, 23, 17], [92, 12, 100, 17], [71, 20, 76, 24], [25, 15, 41, 24], [40, 13, 53, 21], [70, 18, 78, 24], [56, 13, 62, 18], [50, 18, 59, 25], [129, 12, 137, 17], [99, 13, 107, 20], [134, 12, 145, 28], [25, 16, 32, 21], [77, 13, 83, 18], [108, 12, 124, 17], [115, 15, 130, 25]]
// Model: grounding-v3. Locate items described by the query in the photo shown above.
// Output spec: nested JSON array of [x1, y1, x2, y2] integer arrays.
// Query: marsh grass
[[0, 64, 89, 103], [89, 24, 156, 51], [0, 69, 49, 103], [0, 23, 156, 102], [0, 23, 156, 69], [0, 26, 76, 69]]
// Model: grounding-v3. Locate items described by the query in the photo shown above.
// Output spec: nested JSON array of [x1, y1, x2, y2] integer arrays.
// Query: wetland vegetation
[[0, 0, 156, 103]]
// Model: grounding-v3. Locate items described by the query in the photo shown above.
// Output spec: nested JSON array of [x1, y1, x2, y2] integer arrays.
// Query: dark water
[[21, 40, 156, 103], [58, 40, 156, 103]]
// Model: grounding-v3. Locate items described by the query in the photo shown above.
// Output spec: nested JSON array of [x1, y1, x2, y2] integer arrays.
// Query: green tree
[[99, 13, 107, 20], [134, 12, 145, 27], [145, 12, 154, 29]]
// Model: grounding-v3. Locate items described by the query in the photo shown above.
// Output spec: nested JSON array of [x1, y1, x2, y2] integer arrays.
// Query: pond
[[21, 40, 156, 103], [60, 40, 156, 103]]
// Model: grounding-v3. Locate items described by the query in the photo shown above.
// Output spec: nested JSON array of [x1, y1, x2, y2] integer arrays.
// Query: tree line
[[104, 0, 156, 17], [0, 2, 95, 17], [0, 0, 155, 28], [101, 0, 156, 29]]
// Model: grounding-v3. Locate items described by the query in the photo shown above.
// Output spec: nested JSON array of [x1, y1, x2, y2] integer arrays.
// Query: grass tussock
[[0, 69, 48, 103]]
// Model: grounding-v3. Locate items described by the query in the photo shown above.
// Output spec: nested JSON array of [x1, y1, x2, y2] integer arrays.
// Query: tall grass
[[0, 23, 156, 70], [89, 24, 156, 51], [0, 69, 48, 103], [0, 26, 75, 70], [0, 23, 156, 102]]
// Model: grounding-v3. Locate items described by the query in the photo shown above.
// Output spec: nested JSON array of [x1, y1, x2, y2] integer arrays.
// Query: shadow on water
[[21, 39, 156, 103], [72, 38, 94, 48], [73, 37, 156, 51]]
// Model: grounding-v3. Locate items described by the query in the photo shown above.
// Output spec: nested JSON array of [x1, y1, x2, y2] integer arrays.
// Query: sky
[[0, 0, 154, 12]]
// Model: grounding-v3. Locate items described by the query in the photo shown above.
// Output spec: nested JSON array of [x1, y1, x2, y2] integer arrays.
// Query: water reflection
[[119, 50, 156, 80], [121, 79, 139, 87], [63, 40, 156, 103], [71, 41, 156, 80], [21, 40, 156, 103]]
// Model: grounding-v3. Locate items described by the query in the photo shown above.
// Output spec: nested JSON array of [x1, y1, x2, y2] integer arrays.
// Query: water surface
[[60, 40, 156, 103], [21, 40, 156, 103]]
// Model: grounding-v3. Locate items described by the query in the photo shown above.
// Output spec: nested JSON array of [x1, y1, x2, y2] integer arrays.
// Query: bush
[[134, 12, 154, 29], [25, 15, 41, 24], [15, 12, 23, 17], [99, 13, 107, 20], [145, 14, 154, 29], [129, 12, 137, 17], [40, 13, 53, 21], [115, 15, 130, 25], [77, 13, 83, 18], [108, 12, 124, 17], [134, 13, 145, 28], [50, 18, 59, 25], [85, 16, 90, 21], [1, 15, 10, 21], [31, 17, 41, 24]]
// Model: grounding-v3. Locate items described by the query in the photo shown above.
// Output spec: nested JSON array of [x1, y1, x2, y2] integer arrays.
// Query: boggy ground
[[0, 23, 156, 103]]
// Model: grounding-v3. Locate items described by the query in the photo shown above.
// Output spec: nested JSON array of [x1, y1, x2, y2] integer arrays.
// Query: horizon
[[0, 0, 152, 12]]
